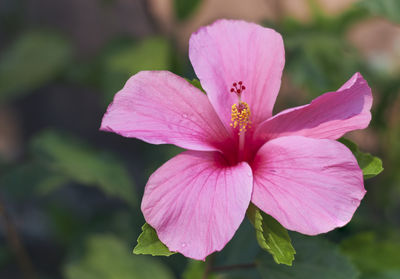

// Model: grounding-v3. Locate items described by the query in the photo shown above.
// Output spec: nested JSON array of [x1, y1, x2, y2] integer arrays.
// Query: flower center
[[230, 81, 251, 135]]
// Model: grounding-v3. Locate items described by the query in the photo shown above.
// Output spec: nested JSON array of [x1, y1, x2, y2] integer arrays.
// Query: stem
[[0, 196, 37, 279], [202, 254, 256, 278], [238, 131, 246, 162], [202, 254, 214, 279], [211, 263, 257, 273]]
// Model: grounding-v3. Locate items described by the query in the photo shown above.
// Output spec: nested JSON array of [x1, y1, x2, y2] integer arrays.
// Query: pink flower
[[100, 19, 372, 260]]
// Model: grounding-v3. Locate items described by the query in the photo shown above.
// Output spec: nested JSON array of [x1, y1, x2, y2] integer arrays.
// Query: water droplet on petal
[[181, 242, 187, 248], [182, 113, 188, 118], [351, 198, 359, 205]]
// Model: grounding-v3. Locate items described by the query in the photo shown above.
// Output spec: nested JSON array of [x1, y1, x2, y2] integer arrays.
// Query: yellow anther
[[230, 101, 251, 134]]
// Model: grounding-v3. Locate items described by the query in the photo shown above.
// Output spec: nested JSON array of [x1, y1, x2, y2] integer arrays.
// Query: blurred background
[[0, 0, 399, 278]]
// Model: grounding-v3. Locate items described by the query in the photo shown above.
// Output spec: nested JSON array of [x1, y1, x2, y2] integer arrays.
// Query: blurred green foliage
[[341, 232, 400, 274], [257, 236, 359, 279], [31, 130, 137, 205], [189, 78, 205, 93], [0, 0, 399, 278], [1, 130, 136, 206], [64, 234, 174, 279], [100, 37, 172, 104], [1, 161, 68, 197], [0, 31, 72, 102], [174, 0, 202, 21], [278, 7, 367, 98], [359, 0, 400, 23]]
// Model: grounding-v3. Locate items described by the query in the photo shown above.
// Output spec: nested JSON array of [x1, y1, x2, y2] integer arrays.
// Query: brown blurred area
[[151, 0, 359, 44]]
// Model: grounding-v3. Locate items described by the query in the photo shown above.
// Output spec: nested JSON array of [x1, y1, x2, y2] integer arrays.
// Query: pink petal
[[254, 73, 372, 142], [189, 19, 285, 128], [141, 151, 253, 260], [100, 71, 234, 153], [251, 136, 365, 235]]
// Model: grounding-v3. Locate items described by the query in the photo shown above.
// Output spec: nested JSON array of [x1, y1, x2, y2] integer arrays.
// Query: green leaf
[[133, 223, 175, 256], [339, 138, 383, 179], [64, 234, 174, 279], [30, 130, 137, 205], [101, 37, 171, 104], [340, 232, 400, 273], [257, 236, 359, 279], [174, 0, 202, 21], [359, 0, 400, 23], [247, 204, 295, 266], [0, 31, 72, 102]]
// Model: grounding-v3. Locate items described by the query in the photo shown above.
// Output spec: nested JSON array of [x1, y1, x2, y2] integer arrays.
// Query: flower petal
[[251, 136, 365, 235], [189, 19, 285, 128], [141, 151, 253, 260], [254, 73, 372, 142], [101, 71, 234, 152]]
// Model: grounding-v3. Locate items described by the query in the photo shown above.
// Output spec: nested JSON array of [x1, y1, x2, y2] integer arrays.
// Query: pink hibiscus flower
[[100, 19, 372, 260]]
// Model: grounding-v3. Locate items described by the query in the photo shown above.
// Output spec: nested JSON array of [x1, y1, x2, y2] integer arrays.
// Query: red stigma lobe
[[230, 81, 246, 97]]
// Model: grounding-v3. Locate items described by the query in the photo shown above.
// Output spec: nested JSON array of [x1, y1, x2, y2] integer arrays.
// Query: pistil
[[238, 131, 245, 161], [229, 81, 251, 161]]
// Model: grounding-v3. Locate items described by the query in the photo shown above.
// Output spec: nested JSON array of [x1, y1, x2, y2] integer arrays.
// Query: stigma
[[230, 81, 246, 98]]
